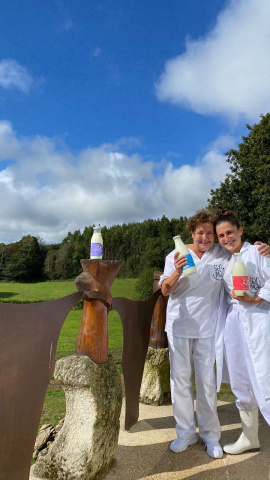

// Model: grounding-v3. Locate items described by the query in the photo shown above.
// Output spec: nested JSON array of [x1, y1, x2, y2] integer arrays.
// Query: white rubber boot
[[223, 408, 260, 455]]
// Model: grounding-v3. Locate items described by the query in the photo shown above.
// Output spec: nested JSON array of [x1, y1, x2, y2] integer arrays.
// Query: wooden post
[[149, 271, 168, 349], [75, 259, 123, 364]]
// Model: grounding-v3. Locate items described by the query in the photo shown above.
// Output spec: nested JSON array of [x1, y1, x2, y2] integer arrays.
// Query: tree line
[[1, 113, 270, 283], [0, 216, 191, 282]]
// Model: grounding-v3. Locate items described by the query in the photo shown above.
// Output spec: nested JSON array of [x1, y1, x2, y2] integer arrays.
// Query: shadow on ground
[[0, 292, 17, 300], [102, 401, 270, 480]]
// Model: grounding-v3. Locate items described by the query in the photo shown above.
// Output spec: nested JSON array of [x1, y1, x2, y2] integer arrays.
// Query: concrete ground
[[103, 400, 270, 480]]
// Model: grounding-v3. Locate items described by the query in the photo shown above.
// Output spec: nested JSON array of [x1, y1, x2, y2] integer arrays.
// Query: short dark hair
[[186, 209, 215, 234]]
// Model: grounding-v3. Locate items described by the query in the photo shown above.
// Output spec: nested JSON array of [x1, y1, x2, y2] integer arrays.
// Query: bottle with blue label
[[90, 226, 103, 259], [173, 235, 197, 276]]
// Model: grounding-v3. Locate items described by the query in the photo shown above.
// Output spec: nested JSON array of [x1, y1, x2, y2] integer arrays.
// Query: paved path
[[103, 400, 270, 480]]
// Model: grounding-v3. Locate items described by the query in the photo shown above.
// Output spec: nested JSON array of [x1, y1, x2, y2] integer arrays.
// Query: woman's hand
[[255, 241, 270, 257], [231, 290, 265, 304], [174, 252, 187, 274]]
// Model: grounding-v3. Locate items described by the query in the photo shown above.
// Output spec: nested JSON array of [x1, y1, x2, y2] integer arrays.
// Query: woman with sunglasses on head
[[214, 207, 270, 455]]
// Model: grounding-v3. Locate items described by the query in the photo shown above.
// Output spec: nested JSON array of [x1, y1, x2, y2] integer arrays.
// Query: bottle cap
[[173, 235, 181, 240]]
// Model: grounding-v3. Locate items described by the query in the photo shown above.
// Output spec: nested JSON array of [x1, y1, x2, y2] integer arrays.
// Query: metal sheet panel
[[0, 292, 81, 480]]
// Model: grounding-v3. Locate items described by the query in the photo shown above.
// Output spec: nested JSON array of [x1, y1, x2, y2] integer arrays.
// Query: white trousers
[[167, 334, 221, 443], [224, 306, 270, 425]]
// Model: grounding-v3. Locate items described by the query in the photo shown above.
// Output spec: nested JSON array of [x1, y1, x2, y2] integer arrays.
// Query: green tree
[[208, 114, 270, 243], [2, 235, 44, 282], [134, 267, 156, 301], [0, 243, 5, 279], [43, 246, 59, 280], [54, 242, 74, 279]]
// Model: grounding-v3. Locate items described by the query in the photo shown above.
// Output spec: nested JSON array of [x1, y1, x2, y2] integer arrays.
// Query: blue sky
[[1, 0, 270, 244]]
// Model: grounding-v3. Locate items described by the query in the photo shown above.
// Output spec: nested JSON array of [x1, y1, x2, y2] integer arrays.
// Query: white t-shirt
[[159, 243, 231, 338]]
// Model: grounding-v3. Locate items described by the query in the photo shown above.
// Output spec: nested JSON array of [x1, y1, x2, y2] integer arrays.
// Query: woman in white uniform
[[160, 210, 234, 459], [215, 208, 270, 455]]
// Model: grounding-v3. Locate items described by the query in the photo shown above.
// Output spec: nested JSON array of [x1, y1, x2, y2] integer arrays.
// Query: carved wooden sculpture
[[75, 259, 124, 363], [149, 271, 168, 349]]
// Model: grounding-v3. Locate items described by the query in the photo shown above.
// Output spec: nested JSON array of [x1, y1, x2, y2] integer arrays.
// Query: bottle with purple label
[[173, 235, 197, 276], [90, 226, 103, 259]]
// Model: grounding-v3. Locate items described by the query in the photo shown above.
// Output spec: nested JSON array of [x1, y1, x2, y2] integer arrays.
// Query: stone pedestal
[[140, 347, 171, 405], [30, 354, 122, 480]]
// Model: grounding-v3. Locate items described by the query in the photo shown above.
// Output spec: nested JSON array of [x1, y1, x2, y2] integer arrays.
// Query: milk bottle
[[232, 253, 249, 296], [173, 235, 197, 276], [90, 226, 103, 259]]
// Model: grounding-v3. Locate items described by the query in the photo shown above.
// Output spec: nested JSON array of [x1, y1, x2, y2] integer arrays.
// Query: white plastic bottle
[[232, 253, 249, 296], [173, 235, 197, 276], [90, 226, 103, 259]]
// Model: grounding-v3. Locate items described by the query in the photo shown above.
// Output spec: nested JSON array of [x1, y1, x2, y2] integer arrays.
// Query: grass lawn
[[0, 278, 137, 303], [0, 280, 77, 302]]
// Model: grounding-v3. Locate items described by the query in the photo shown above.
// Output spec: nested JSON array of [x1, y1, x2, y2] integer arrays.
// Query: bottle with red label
[[232, 253, 249, 296]]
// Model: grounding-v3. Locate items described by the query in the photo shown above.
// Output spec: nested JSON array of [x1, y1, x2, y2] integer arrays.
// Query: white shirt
[[159, 243, 231, 338]]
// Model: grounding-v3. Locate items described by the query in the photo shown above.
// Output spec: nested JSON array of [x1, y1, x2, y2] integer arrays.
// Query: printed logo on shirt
[[212, 264, 225, 281], [249, 276, 263, 293]]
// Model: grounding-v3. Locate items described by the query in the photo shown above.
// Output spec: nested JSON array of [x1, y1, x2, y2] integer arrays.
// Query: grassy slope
[[0, 278, 136, 302]]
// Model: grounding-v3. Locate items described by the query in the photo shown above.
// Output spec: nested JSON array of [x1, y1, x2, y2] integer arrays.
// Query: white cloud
[[0, 122, 231, 244], [0, 59, 33, 93], [156, 0, 270, 121]]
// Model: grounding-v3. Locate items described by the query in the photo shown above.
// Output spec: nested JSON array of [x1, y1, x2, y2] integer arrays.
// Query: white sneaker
[[206, 442, 223, 459], [170, 436, 198, 453]]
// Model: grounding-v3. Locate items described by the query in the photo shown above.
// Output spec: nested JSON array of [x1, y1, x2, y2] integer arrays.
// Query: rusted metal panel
[[112, 289, 161, 430], [0, 292, 81, 480]]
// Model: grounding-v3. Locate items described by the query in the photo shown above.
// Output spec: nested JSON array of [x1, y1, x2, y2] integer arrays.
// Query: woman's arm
[[161, 253, 187, 296]]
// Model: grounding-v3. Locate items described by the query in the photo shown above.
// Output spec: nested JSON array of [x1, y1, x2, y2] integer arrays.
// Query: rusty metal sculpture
[[75, 259, 162, 429], [0, 259, 162, 479], [112, 288, 161, 430], [0, 293, 81, 480]]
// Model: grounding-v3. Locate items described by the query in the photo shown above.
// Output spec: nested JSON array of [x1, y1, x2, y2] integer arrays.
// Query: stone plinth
[[30, 354, 122, 480], [140, 347, 171, 405]]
